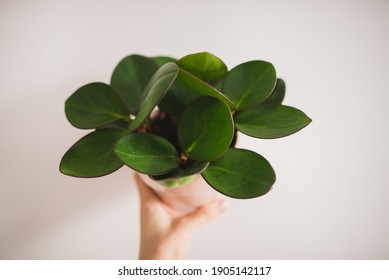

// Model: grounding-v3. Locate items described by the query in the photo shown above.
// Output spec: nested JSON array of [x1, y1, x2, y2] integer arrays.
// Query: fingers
[[179, 200, 229, 230], [135, 172, 228, 231]]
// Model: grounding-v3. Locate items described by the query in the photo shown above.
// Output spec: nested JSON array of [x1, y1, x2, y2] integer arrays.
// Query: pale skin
[[134, 173, 228, 260]]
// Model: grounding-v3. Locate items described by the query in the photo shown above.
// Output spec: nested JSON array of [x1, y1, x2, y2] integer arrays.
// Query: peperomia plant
[[60, 52, 311, 199]]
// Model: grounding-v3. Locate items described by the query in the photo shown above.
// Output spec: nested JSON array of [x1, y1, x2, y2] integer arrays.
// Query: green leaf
[[202, 148, 276, 199], [153, 56, 177, 67], [115, 133, 180, 175], [212, 77, 225, 92], [128, 62, 179, 132], [65, 82, 129, 129], [149, 175, 197, 188], [178, 96, 234, 161], [235, 105, 312, 139], [97, 119, 130, 131], [223, 61, 277, 110], [177, 52, 228, 82], [263, 78, 286, 106], [150, 161, 209, 180], [60, 129, 128, 177], [111, 55, 158, 114], [152, 57, 195, 116], [158, 79, 199, 116], [177, 69, 235, 109]]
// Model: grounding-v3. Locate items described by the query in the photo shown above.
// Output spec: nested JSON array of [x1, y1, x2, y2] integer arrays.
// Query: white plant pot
[[138, 173, 223, 215]]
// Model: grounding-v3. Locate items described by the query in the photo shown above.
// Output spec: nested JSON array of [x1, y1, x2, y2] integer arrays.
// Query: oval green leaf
[[65, 82, 129, 129], [202, 148, 276, 199], [153, 57, 193, 115], [60, 129, 128, 177], [177, 69, 235, 109], [128, 62, 179, 132], [111, 55, 158, 114], [115, 133, 180, 175], [177, 52, 228, 82], [212, 76, 224, 92], [97, 119, 129, 131], [223, 61, 277, 110], [153, 56, 177, 67], [178, 96, 234, 161], [150, 161, 209, 180], [263, 78, 286, 106], [235, 105, 312, 139], [158, 79, 199, 116]]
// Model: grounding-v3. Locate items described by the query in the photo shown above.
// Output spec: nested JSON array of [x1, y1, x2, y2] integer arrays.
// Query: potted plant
[[60, 52, 311, 211]]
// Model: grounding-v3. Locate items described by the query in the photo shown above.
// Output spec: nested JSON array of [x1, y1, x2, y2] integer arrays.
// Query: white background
[[1, 0, 388, 259]]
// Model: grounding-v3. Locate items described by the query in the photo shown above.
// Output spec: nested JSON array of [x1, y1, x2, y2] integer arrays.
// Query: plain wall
[[1, 0, 388, 259]]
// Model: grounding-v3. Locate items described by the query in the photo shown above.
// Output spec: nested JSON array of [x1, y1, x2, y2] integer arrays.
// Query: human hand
[[134, 173, 228, 260]]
